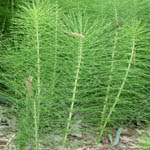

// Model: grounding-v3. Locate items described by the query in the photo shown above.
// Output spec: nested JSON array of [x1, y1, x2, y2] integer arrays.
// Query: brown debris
[[60, 28, 85, 38]]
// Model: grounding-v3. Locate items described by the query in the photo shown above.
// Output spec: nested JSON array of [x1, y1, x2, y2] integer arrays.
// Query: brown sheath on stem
[[60, 28, 85, 38], [26, 76, 33, 96]]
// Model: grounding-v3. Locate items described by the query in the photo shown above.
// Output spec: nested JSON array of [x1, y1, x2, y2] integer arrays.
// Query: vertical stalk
[[34, 10, 40, 150], [51, 0, 58, 96], [99, 37, 136, 141], [100, 8, 119, 132], [63, 37, 83, 146]]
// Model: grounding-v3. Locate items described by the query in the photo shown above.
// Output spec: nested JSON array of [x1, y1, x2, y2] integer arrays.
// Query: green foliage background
[[0, 0, 150, 149]]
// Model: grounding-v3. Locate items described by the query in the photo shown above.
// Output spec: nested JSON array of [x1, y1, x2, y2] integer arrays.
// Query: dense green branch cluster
[[0, 0, 150, 149]]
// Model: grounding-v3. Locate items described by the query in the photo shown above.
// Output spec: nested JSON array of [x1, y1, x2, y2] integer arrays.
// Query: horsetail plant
[[63, 13, 85, 147], [1, 0, 150, 149], [99, 22, 139, 141], [100, 7, 119, 134], [0, 1, 57, 149]]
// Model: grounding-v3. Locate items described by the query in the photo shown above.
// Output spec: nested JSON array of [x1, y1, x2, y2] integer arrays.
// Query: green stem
[[51, 0, 58, 96], [100, 8, 119, 126], [34, 9, 40, 150], [63, 37, 83, 146]]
